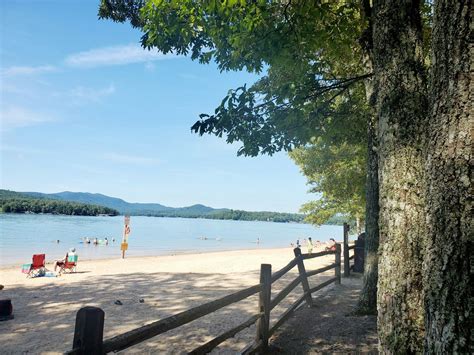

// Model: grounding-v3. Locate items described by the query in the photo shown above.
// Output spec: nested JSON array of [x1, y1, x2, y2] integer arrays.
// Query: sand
[[0, 247, 339, 354]]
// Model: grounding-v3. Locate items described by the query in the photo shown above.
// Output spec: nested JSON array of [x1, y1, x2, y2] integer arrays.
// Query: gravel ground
[[269, 274, 378, 354]]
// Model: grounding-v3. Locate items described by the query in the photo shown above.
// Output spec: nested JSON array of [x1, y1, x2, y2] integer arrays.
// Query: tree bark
[[423, 0, 473, 353], [355, 0, 380, 317], [372, 0, 428, 352], [356, 114, 380, 315]]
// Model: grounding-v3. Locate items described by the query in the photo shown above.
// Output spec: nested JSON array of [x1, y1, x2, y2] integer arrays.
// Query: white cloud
[[65, 44, 176, 68], [144, 62, 156, 72], [49, 84, 116, 105], [67, 84, 116, 103], [102, 152, 160, 166], [0, 106, 55, 130], [0, 145, 49, 155], [2, 65, 57, 76], [178, 73, 199, 80]]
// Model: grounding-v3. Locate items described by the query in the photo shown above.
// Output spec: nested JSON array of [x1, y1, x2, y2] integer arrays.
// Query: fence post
[[335, 244, 341, 285], [293, 248, 313, 307], [72, 306, 104, 354], [343, 223, 350, 277], [256, 264, 272, 351]]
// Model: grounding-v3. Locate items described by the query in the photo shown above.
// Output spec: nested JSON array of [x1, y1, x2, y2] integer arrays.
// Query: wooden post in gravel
[[343, 223, 350, 277], [256, 264, 272, 351], [72, 306, 104, 354], [335, 244, 342, 285], [293, 248, 313, 307]]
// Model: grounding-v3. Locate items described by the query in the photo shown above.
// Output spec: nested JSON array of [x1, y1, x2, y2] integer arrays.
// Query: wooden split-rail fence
[[66, 224, 356, 355]]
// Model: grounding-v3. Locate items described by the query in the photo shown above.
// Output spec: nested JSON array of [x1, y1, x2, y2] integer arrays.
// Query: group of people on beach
[[291, 237, 337, 254], [51, 237, 116, 275]]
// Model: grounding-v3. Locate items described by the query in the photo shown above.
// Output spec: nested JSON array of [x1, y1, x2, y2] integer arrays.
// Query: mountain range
[[23, 191, 224, 217], [1, 189, 352, 224]]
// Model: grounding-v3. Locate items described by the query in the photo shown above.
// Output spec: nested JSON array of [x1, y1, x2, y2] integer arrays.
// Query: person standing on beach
[[307, 237, 313, 255]]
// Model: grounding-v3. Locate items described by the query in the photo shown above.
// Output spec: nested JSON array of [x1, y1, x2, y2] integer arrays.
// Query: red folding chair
[[25, 254, 46, 278]]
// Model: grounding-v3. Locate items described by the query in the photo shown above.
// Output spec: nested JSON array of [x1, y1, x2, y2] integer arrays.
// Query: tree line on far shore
[[0, 189, 351, 225], [0, 190, 119, 216], [139, 209, 351, 225]]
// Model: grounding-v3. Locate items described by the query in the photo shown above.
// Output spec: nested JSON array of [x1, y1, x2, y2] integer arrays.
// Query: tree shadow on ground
[[269, 274, 378, 354], [1, 256, 340, 354]]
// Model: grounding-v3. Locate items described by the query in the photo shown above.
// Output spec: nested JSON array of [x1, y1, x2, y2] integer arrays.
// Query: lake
[[0, 214, 343, 267]]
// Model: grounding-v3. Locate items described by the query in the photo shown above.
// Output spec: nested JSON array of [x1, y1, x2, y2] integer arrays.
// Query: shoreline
[[1, 214, 344, 269], [0, 211, 307, 224], [0, 245, 298, 271], [0, 240, 342, 270]]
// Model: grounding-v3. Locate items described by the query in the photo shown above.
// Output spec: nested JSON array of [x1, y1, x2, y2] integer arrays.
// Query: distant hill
[[24, 191, 170, 214], [0, 190, 118, 216], [23, 191, 223, 216], [1, 190, 351, 224]]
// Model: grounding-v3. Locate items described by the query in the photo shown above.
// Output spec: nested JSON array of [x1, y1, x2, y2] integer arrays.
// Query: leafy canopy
[[289, 83, 367, 225], [99, 0, 368, 155], [99, 0, 369, 223]]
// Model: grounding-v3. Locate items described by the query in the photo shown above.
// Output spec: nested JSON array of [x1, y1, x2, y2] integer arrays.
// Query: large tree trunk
[[355, 0, 380, 316], [423, 0, 473, 352], [356, 115, 380, 315], [372, 0, 428, 352]]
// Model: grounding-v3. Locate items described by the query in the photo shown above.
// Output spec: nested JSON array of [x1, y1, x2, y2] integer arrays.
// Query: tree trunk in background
[[372, 0, 428, 352], [356, 115, 380, 315], [355, 0, 379, 316], [423, 0, 473, 352]]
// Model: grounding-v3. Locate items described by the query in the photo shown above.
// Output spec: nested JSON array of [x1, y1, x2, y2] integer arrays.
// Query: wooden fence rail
[[66, 239, 354, 355]]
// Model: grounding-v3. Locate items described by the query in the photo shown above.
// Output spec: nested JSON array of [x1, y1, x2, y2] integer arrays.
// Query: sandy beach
[[0, 246, 339, 354]]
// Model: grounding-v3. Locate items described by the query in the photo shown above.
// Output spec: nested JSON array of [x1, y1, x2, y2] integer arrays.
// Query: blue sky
[[0, 0, 313, 213]]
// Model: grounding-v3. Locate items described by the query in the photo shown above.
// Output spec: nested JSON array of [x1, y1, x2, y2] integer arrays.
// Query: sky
[[0, 0, 313, 213]]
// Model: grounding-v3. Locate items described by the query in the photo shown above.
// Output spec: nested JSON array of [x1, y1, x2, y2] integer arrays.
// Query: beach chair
[[23, 254, 46, 278], [59, 254, 78, 274]]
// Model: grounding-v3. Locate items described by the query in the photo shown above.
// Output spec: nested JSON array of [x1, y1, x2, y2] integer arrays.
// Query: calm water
[[0, 214, 343, 266]]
